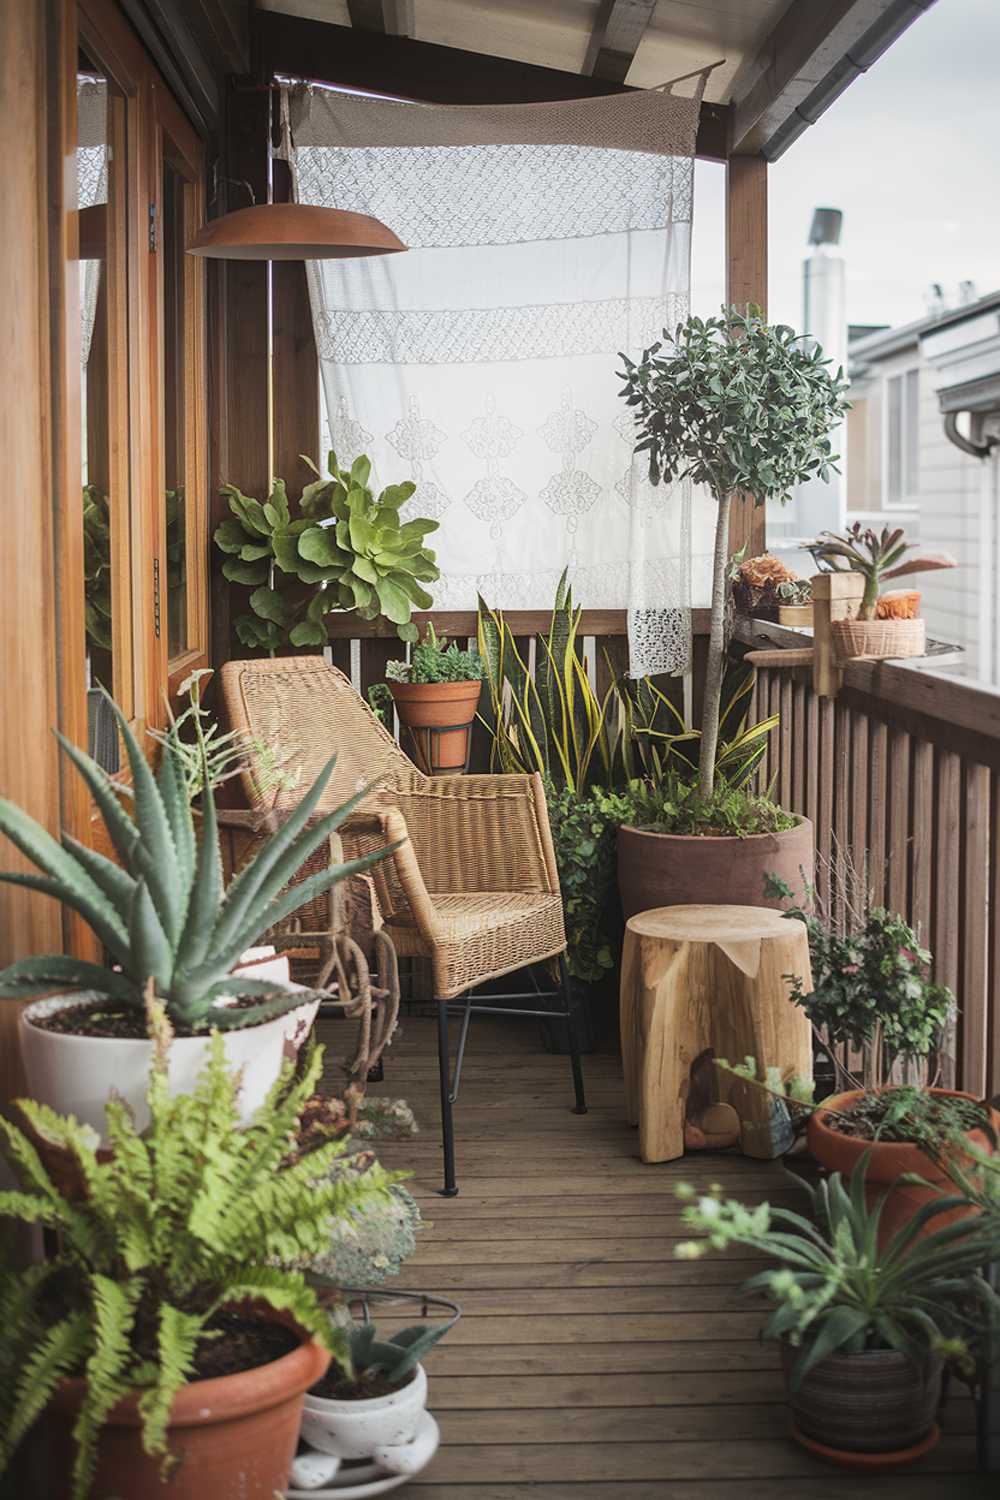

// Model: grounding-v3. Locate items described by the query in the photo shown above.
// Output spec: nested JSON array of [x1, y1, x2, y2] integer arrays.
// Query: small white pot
[[300, 1363, 428, 1461], [19, 981, 319, 1141]]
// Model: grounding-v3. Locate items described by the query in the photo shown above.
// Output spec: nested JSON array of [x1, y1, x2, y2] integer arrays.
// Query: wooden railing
[[323, 608, 999, 1096], [740, 620, 1000, 1098]]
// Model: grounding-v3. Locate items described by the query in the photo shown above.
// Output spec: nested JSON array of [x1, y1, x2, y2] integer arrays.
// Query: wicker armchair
[[220, 655, 587, 1195]]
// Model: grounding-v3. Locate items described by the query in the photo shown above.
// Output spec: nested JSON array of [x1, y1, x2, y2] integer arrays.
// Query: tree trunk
[[697, 491, 734, 799]]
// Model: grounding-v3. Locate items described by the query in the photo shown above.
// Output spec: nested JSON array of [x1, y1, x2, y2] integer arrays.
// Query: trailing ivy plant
[[620, 307, 849, 798], [545, 781, 636, 984], [0, 1010, 403, 1498], [214, 453, 440, 652]]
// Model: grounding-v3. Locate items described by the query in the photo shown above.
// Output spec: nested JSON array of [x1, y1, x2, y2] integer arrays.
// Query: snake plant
[[0, 694, 396, 1030]]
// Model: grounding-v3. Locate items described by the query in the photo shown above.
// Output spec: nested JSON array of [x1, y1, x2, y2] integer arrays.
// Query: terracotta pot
[[389, 679, 483, 775], [617, 815, 813, 923], [807, 1087, 1000, 1245], [782, 1343, 942, 1463], [47, 1323, 330, 1500]]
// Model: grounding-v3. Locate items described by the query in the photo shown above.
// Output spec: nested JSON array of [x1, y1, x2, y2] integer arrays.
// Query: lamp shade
[[187, 203, 406, 261]]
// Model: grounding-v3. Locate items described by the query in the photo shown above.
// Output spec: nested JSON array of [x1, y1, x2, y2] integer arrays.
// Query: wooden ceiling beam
[[252, 10, 729, 160], [346, 0, 414, 38], [729, 0, 937, 158], [582, 0, 657, 85]]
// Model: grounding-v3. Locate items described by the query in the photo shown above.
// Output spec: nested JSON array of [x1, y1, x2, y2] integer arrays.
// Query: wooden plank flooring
[[318, 1012, 987, 1497]]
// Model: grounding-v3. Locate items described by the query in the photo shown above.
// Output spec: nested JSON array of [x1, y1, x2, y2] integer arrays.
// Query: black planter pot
[[540, 975, 613, 1056]]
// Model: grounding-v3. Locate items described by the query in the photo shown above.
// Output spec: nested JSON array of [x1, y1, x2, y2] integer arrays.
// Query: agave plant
[[215, 451, 440, 650], [0, 693, 396, 1029], [810, 523, 955, 619]]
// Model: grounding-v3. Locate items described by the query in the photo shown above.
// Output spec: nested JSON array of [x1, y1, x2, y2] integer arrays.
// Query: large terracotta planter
[[782, 1343, 942, 1465], [617, 815, 813, 923], [808, 1087, 1000, 1245], [389, 679, 482, 774], [47, 1323, 330, 1500]]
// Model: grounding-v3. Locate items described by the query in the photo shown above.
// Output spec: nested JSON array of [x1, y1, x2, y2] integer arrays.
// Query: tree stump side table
[[620, 904, 813, 1163]]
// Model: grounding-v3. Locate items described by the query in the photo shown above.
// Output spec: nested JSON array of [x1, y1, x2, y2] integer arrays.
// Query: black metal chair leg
[[436, 998, 459, 1196], [559, 953, 588, 1115]]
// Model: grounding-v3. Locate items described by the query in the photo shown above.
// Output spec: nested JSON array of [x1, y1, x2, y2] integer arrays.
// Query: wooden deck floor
[[321, 1011, 987, 1499]]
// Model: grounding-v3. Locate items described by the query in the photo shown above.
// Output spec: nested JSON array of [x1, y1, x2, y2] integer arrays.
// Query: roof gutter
[[761, 0, 937, 162]]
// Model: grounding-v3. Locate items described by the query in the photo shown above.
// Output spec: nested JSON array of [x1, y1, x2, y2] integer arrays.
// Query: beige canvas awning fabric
[[286, 74, 703, 159]]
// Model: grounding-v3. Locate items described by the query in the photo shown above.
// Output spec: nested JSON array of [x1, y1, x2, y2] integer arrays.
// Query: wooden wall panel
[[0, 0, 74, 1102]]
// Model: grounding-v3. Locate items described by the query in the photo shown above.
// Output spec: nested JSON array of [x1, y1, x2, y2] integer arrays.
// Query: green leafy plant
[[765, 870, 954, 1090], [625, 773, 796, 838], [620, 307, 849, 797], [673, 1155, 1000, 1389], [214, 453, 440, 651], [478, 571, 613, 795], [776, 578, 812, 606], [341, 1319, 451, 1389], [545, 781, 636, 984], [0, 690, 396, 1029], [82, 485, 112, 652], [810, 523, 955, 619], [0, 1011, 402, 1497], [383, 622, 484, 686]]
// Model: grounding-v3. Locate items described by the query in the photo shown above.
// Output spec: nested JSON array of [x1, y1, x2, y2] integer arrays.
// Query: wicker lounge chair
[[220, 655, 587, 1194]]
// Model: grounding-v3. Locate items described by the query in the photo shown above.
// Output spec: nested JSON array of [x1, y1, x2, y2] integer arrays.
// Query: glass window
[[886, 367, 920, 505], [162, 155, 188, 659]]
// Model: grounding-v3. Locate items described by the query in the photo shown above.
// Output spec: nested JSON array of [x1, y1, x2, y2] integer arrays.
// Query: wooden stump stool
[[620, 905, 813, 1163]]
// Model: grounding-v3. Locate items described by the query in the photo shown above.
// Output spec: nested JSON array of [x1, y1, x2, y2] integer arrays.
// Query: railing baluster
[[887, 728, 911, 915], [868, 721, 888, 908], [934, 749, 962, 1088], [961, 762, 990, 1096]]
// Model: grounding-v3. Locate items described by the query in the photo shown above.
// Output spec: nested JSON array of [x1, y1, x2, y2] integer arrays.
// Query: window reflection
[[162, 157, 188, 657]]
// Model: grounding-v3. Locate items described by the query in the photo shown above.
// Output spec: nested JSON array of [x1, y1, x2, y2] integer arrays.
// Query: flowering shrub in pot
[[674, 1155, 1000, 1468]]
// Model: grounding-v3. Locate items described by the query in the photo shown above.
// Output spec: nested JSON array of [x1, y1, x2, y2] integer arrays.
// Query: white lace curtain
[[286, 80, 703, 675]]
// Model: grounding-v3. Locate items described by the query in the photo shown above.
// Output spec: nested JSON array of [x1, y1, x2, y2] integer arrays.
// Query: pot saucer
[[790, 1419, 940, 1470], [286, 1411, 440, 1497]]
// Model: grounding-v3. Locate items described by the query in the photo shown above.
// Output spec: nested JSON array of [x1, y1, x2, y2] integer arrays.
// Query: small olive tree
[[619, 307, 849, 799]]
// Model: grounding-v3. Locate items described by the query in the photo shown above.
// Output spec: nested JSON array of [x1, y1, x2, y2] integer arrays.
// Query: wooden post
[[811, 572, 863, 699], [726, 154, 768, 562]]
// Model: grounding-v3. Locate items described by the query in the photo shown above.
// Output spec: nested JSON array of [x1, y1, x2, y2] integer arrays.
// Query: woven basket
[[832, 616, 925, 663]]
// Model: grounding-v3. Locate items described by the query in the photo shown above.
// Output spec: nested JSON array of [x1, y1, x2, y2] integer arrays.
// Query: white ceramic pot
[[299, 1363, 428, 1462], [19, 982, 319, 1141]]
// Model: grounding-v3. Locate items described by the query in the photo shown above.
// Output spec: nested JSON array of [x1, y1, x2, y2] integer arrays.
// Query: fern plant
[[0, 1007, 404, 1497], [0, 691, 396, 1030]]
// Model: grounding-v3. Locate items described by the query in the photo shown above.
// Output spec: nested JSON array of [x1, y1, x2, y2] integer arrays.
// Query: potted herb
[[382, 623, 485, 775], [618, 308, 848, 909], [766, 870, 998, 1240], [811, 523, 955, 661], [0, 692, 394, 1137], [0, 1012, 400, 1500], [674, 1156, 1000, 1469], [298, 1316, 452, 1470], [214, 451, 440, 652]]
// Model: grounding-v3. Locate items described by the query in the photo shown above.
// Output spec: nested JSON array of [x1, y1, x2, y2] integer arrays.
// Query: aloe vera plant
[[0, 694, 396, 1029], [810, 523, 955, 619]]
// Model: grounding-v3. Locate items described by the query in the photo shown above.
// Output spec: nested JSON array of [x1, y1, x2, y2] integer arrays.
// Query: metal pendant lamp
[[187, 202, 406, 261]]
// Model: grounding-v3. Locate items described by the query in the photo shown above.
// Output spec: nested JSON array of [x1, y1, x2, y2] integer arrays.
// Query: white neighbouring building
[[847, 292, 1000, 683]]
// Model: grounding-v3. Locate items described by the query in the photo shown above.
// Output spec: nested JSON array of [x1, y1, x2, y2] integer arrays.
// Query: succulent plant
[[0, 692, 396, 1029], [344, 1318, 450, 1388], [385, 622, 484, 686], [810, 523, 955, 620], [214, 452, 440, 650]]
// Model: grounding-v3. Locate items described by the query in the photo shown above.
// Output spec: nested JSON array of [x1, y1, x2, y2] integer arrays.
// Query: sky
[[691, 0, 1000, 335]]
